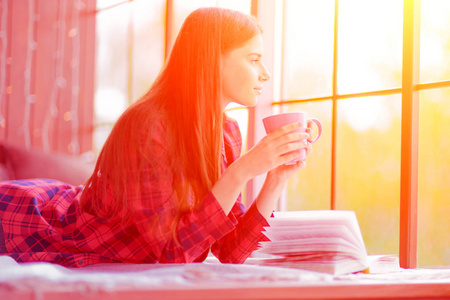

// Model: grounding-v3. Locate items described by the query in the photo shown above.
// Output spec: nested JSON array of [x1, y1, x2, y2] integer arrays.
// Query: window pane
[[337, 0, 403, 94], [132, 0, 165, 101], [336, 96, 401, 256], [420, 0, 450, 83], [225, 107, 249, 152], [282, 0, 334, 99], [283, 101, 332, 211], [95, 4, 131, 152], [418, 88, 450, 267]]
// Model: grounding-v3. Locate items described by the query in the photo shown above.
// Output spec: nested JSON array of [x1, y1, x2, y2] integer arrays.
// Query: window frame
[[253, 0, 450, 269]]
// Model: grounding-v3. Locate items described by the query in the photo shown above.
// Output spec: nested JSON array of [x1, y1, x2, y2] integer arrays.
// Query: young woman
[[0, 7, 312, 267]]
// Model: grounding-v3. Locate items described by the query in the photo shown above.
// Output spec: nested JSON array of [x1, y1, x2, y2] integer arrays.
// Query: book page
[[263, 224, 363, 253], [270, 210, 367, 255]]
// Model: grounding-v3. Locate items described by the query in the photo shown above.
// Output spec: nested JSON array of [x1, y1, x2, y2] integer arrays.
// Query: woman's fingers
[[277, 140, 303, 155], [266, 123, 309, 145], [305, 141, 313, 156], [270, 126, 309, 157], [268, 122, 303, 138]]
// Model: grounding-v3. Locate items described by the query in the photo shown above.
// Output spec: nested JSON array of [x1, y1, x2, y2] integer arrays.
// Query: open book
[[254, 210, 372, 275]]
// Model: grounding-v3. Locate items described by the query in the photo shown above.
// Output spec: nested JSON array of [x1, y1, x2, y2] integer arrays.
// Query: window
[[256, 0, 450, 268], [94, 0, 165, 153]]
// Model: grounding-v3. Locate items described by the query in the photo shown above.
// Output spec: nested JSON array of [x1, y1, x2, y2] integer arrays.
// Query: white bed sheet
[[1, 255, 450, 300]]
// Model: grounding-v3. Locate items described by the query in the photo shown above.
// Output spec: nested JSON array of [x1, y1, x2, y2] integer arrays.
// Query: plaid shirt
[[0, 118, 269, 267]]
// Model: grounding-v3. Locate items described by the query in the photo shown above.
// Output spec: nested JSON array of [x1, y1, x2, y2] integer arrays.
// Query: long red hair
[[80, 7, 262, 226]]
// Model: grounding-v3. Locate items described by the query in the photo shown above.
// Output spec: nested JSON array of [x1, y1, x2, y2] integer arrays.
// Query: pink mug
[[263, 112, 322, 164]]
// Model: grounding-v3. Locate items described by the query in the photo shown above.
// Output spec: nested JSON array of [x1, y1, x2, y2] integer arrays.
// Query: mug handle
[[307, 118, 322, 143]]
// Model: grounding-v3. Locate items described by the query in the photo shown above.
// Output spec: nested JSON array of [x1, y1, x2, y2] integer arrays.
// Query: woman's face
[[220, 34, 271, 110]]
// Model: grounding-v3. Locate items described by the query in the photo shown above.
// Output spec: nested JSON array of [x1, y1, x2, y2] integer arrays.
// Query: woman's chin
[[241, 98, 259, 108]]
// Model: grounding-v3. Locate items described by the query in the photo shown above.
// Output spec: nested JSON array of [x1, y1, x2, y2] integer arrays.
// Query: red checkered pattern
[[0, 118, 269, 267]]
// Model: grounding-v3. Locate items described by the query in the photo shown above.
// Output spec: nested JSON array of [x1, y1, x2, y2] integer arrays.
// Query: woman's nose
[[260, 66, 271, 82]]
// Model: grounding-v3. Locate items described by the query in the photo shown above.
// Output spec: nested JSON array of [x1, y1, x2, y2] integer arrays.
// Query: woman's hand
[[267, 137, 313, 182], [211, 121, 311, 216], [236, 122, 310, 182]]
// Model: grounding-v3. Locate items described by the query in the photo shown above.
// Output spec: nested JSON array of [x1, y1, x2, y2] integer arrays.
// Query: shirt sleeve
[[208, 117, 270, 263], [210, 198, 270, 263]]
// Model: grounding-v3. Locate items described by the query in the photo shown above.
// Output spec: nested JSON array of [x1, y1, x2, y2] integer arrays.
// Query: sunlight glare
[[421, 34, 444, 74], [340, 97, 392, 133]]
